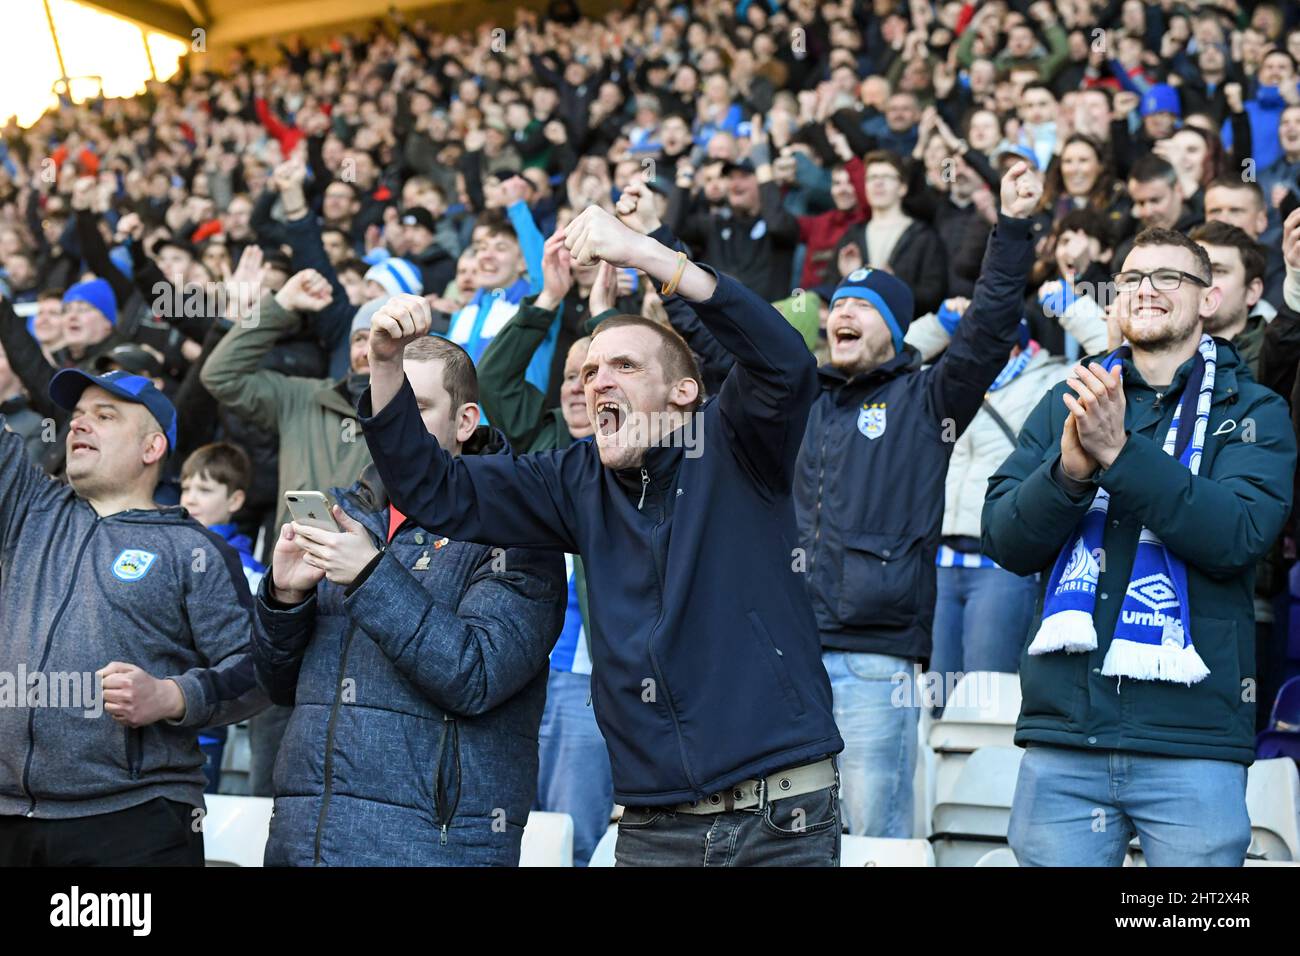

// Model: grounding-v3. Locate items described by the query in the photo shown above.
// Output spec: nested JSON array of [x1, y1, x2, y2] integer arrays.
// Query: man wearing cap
[[667, 146, 799, 304], [401, 207, 456, 296], [794, 162, 1041, 838], [0, 368, 267, 865]]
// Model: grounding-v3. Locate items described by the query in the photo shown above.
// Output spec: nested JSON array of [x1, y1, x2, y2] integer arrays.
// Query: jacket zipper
[[434, 715, 461, 846], [640, 469, 697, 793], [125, 726, 142, 779], [21, 517, 101, 816], [808, 422, 830, 574], [313, 624, 358, 865]]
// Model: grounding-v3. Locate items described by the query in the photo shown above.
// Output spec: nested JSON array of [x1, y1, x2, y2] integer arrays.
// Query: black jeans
[[0, 798, 205, 866], [614, 783, 841, 866]]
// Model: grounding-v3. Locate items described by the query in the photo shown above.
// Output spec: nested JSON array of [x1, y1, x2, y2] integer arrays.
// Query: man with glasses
[[983, 227, 1296, 866]]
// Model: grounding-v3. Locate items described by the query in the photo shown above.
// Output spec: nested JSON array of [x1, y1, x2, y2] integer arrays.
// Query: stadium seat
[[1245, 757, 1300, 861], [217, 722, 252, 796], [841, 836, 935, 866], [929, 673, 1021, 806], [931, 745, 1022, 837], [1256, 675, 1300, 763], [202, 794, 274, 867], [587, 824, 619, 867], [914, 722, 937, 839], [519, 811, 575, 867], [929, 745, 1023, 866], [974, 847, 1018, 866], [927, 672, 1021, 751], [1244, 859, 1300, 866]]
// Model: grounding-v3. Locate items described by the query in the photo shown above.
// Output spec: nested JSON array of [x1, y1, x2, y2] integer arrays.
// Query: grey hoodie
[[0, 418, 269, 819]]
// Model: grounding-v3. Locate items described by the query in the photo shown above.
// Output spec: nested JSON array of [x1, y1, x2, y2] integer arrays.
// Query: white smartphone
[[284, 491, 342, 533]]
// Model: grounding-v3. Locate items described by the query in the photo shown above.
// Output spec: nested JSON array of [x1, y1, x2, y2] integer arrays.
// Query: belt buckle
[[755, 774, 768, 811]]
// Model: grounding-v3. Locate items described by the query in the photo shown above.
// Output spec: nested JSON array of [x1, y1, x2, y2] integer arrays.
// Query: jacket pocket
[[748, 612, 806, 718], [837, 532, 929, 630], [1018, 643, 1086, 723], [1126, 617, 1241, 735], [432, 715, 461, 842]]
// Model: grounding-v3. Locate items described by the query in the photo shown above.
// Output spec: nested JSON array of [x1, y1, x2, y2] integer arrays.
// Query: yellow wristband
[[661, 251, 688, 297]]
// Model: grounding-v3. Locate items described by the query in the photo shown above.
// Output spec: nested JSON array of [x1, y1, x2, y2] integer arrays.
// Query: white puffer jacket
[[943, 348, 1069, 538]]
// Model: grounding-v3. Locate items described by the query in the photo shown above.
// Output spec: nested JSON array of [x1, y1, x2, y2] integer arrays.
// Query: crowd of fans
[[3, 0, 1300, 867]]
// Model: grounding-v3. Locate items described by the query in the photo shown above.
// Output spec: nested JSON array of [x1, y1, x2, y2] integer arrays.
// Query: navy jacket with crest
[[794, 214, 1036, 661]]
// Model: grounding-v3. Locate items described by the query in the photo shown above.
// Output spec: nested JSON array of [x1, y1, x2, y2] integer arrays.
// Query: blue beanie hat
[[364, 258, 423, 297], [1140, 84, 1181, 119], [63, 278, 117, 327], [831, 267, 914, 355]]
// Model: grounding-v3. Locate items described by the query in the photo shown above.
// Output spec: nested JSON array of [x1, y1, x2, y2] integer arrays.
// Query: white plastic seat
[[974, 847, 1018, 866], [1244, 859, 1300, 866], [1246, 757, 1300, 861], [927, 672, 1021, 754], [932, 837, 1010, 867], [587, 824, 619, 867], [202, 794, 274, 867], [931, 746, 1023, 838], [519, 811, 574, 867], [841, 835, 935, 866], [914, 726, 937, 839]]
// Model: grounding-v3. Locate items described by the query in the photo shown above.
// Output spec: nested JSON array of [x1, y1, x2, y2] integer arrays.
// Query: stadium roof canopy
[[83, 0, 463, 47]]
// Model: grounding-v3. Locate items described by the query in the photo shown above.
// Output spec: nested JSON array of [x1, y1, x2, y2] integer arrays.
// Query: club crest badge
[[858, 401, 887, 440], [111, 549, 157, 582]]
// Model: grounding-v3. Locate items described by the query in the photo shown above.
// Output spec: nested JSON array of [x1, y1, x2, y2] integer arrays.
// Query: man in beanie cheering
[[794, 162, 1042, 838], [61, 278, 122, 367]]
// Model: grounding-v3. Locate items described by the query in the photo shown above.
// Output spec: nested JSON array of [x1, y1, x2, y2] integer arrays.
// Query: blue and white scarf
[[988, 341, 1040, 392], [1028, 335, 1216, 685]]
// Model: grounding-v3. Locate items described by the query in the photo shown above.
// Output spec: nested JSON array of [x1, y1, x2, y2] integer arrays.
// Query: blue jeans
[[536, 669, 614, 867], [199, 738, 224, 794], [1008, 744, 1251, 866], [931, 565, 1038, 680], [823, 651, 917, 838]]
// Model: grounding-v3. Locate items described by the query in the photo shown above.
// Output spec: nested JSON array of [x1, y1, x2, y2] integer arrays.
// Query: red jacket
[[255, 97, 304, 156], [796, 156, 869, 290]]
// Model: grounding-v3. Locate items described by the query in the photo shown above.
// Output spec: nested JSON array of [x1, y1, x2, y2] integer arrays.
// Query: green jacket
[[982, 340, 1295, 764], [958, 22, 1069, 82], [477, 294, 594, 647], [201, 294, 372, 530], [1232, 313, 1266, 382]]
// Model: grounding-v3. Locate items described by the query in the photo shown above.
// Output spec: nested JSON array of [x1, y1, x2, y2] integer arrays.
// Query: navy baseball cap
[[49, 368, 178, 454]]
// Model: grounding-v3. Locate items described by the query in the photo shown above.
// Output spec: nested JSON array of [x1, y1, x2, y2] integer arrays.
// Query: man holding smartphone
[[251, 336, 565, 866]]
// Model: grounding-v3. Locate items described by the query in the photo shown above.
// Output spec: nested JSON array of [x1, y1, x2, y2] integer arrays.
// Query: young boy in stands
[[181, 441, 267, 792]]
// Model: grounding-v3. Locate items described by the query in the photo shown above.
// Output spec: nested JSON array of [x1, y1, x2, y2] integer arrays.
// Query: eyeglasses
[[1110, 269, 1210, 293]]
